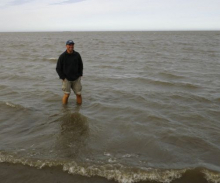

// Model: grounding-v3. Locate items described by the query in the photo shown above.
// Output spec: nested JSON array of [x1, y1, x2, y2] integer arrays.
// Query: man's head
[[66, 40, 74, 53]]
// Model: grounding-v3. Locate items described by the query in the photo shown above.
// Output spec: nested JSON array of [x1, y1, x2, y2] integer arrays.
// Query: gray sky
[[0, 0, 220, 32]]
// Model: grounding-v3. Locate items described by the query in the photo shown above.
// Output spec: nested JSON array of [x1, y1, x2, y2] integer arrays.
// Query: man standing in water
[[56, 40, 83, 105]]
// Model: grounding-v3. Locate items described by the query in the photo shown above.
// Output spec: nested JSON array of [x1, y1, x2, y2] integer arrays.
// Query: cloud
[[10, 0, 31, 5], [3, 0, 32, 6], [0, 0, 219, 31], [52, 0, 86, 5]]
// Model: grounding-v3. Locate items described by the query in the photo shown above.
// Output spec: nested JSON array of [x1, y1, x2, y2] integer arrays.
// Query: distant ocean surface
[[0, 31, 220, 183]]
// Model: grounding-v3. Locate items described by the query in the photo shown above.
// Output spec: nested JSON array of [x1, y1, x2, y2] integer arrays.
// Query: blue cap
[[66, 40, 74, 45]]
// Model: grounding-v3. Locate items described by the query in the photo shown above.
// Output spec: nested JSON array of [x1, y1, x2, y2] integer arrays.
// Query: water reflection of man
[[56, 112, 89, 158], [56, 40, 83, 105]]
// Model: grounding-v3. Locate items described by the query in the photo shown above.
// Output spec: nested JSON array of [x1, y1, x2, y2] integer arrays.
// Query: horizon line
[[0, 29, 220, 33]]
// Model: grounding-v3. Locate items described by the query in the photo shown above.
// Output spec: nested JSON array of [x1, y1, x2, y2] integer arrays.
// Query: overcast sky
[[0, 0, 220, 32]]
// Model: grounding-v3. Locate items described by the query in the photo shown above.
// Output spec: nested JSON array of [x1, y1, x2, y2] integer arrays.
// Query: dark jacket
[[56, 50, 83, 81]]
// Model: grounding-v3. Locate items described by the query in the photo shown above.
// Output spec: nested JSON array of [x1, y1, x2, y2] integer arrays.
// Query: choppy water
[[0, 31, 220, 183]]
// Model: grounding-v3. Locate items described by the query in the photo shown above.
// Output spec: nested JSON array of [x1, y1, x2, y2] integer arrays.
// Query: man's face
[[66, 44, 74, 53]]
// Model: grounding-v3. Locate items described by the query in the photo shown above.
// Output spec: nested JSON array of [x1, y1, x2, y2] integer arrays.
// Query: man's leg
[[62, 94, 70, 104], [62, 79, 71, 104], [76, 94, 82, 105], [73, 77, 82, 105]]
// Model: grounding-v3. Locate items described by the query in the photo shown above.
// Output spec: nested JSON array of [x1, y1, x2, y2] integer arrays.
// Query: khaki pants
[[62, 77, 82, 95]]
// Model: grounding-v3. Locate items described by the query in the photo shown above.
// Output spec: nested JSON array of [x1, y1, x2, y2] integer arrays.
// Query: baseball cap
[[66, 40, 74, 45]]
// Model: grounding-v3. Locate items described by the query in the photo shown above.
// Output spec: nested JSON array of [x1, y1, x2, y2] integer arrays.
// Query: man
[[56, 40, 83, 105]]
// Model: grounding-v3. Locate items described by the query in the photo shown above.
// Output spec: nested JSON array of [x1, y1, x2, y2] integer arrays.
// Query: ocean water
[[0, 31, 220, 183]]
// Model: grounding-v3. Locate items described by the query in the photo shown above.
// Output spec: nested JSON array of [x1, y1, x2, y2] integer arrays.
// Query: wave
[[158, 71, 186, 79], [147, 79, 201, 90], [0, 151, 220, 183], [0, 101, 36, 112], [2, 101, 27, 110], [203, 169, 220, 183], [42, 57, 58, 62], [96, 65, 124, 69], [5, 102, 18, 108], [3, 73, 45, 81], [99, 75, 201, 90], [168, 92, 213, 104]]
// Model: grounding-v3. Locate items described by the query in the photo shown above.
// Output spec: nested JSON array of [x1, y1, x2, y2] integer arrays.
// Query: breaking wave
[[0, 151, 220, 183]]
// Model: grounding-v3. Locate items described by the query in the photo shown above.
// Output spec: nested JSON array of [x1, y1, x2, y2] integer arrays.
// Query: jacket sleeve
[[56, 55, 65, 80], [78, 54, 83, 76]]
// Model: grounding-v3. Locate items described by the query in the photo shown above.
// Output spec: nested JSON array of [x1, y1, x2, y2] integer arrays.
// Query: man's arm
[[56, 56, 65, 80], [78, 54, 83, 77]]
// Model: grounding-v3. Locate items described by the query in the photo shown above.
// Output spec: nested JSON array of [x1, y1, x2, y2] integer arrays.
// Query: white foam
[[104, 152, 111, 156], [6, 102, 16, 108], [203, 169, 220, 183], [122, 154, 139, 158], [63, 162, 186, 183], [108, 158, 117, 163], [0, 151, 199, 183], [48, 58, 57, 62]]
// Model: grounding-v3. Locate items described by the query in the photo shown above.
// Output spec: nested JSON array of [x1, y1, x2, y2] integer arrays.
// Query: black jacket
[[56, 50, 83, 81]]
